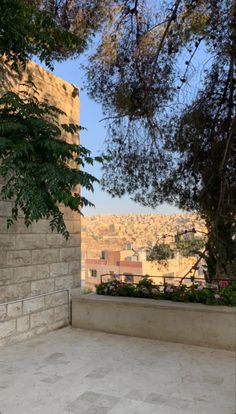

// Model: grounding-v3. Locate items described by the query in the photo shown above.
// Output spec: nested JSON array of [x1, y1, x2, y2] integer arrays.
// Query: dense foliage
[[0, 0, 107, 236], [147, 230, 206, 263], [0, 0, 235, 267], [96, 278, 236, 306], [147, 243, 174, 263], [175, 234, 206, 257], [0, 89, 101, 238], [85, 0, 236, 281], [0, 0, 86, 69]]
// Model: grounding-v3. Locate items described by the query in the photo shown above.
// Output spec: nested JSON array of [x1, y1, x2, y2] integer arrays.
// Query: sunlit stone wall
[[0, 60, 81, 346]]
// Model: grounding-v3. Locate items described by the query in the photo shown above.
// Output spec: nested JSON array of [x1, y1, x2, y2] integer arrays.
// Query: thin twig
[[99, 113, 130, 122], [143, 18, 169, 35], [149, 0, 182, 82]]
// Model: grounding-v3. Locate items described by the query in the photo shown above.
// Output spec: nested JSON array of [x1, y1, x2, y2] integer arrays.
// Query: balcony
[[0, 326, 234, 414]]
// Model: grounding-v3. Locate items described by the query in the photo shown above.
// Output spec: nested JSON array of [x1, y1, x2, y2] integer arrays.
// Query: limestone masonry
[[0, 60, 81, 346]]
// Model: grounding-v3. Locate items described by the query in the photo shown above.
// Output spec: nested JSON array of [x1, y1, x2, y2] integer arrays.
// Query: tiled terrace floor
[[0, 327, 235, 414]]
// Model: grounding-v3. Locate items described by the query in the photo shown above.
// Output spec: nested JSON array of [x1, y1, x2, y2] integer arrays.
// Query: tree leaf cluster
[[0, 0, 89, 69], [85, 0, 236, 280], [0, 89, 101, 238], [147, 242, 174, 264]]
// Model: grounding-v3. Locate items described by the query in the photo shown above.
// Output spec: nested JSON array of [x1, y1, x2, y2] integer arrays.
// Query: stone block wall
[[0, 60, 81, 345], [0, 290, 69, 346]]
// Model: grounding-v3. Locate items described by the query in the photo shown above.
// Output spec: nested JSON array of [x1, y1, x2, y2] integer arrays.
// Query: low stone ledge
[[72, 294, 236, 350]]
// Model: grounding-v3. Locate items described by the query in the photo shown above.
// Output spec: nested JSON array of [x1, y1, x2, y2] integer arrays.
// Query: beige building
[[0, 60, 81, 346], [85, 250, 198, 291]]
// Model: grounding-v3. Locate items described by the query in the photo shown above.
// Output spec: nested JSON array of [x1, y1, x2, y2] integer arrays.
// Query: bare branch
[[179, 247, 207, 284], [149, 0, 182, 81]]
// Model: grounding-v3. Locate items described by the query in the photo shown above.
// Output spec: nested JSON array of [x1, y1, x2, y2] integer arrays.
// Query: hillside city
[[81, 213, 207, 289], [82, 213, 206, 252]]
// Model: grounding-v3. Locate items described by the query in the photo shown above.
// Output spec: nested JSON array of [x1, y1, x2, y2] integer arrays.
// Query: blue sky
[[34, 56, 182, 216]]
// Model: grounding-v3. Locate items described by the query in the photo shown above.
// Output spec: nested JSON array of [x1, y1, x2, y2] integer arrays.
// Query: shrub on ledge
[[96, 278, 236, 306]]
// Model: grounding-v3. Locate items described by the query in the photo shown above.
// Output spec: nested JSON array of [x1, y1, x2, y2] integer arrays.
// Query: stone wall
[[72, 294, 236, 350], [0, 60, 81, 346]]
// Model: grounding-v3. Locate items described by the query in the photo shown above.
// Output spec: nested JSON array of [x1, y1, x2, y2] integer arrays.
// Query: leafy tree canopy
[[0, 0, 109, 236], [1, 0, 82, 69], [176, 235, 206, 257], [147, 243, 174, 263], [0, 88, 103, 238], [84, 0, 236, 280], [0, 0, 125, 69], [0, 0, 235, 276]]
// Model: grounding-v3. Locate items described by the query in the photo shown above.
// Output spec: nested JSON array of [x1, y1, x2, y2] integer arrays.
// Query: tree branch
[[179, 247, 207, 284], [149, 0, 182, 81]]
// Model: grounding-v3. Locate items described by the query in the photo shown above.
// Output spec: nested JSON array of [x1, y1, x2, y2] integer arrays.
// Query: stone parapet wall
[[0, 60, 81, 345], [72, 294, 236, 351]]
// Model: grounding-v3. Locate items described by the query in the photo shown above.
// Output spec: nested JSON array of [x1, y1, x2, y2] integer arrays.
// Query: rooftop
[[0, 327, 234, 414]]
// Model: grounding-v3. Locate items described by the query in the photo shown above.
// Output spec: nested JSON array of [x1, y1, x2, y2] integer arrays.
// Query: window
[[101, 250, 108, 259], [124, 274, 134, 283], [90, 269, 97, 278]]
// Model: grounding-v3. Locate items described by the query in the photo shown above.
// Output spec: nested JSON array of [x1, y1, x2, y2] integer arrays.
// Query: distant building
[[84, 249, 199, 291]]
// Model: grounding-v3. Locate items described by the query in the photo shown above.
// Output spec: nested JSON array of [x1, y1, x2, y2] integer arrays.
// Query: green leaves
[[0, 0, 114, 70], [147, 243, 174, 263], [95, 1, 236, 282], [0, 90, 104, 238], [176, 236, 206, 257], [97, 279, 236, 306], [0, 0, 235, 277], [0, 0, 85, 69]]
